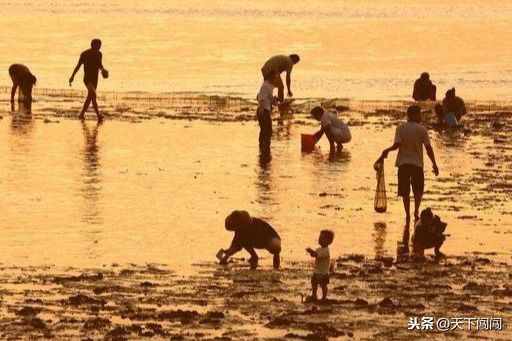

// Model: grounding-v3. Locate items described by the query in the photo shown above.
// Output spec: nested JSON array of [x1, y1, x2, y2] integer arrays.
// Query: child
[[434, 103, 458, 128], [311, 106, 351, 155], [412, 208, 447, 261], [219, 210, 281, 269], [306, 229, 334, 301], [256, 79, 277, 156]]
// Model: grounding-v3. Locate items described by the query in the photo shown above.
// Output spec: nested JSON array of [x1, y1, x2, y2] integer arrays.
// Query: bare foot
[[434, 252, 446, 262]]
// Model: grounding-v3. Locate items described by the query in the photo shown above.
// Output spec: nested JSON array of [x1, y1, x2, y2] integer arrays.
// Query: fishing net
[[374, 159, 387, 213]]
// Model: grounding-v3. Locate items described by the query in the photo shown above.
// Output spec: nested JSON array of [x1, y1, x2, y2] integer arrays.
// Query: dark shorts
[[397, 164, 424, 197], [311, 273, 329, 286]]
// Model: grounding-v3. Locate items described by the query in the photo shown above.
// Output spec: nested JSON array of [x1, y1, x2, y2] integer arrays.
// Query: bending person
[[442, 88, 466, 121], [261, 54, 300, 102], [413, 72, 436, 101], [219, 210, 281, 269], [9, 64, 37, 113], [69, 38, 109, 121]]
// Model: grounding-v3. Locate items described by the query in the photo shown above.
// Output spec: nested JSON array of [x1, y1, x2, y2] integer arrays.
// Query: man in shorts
[[69, 39, 109, 121], [261, 54, 300, 102], [378, 105, 439, 252]]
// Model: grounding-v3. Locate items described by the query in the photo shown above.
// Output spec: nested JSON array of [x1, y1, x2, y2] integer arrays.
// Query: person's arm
[[286, 69, 292, 97], [306, 247, 317, 257], [377, 142, 400, 164], [10, 82, 18, 105], [425, 144, 439, 176], [69, 55, 84, 85], [324, 128, 336, 155], [313, 127, 324, 143], [220, 237, 242, 264], [377, 125, 401, 162], [99, 52, 104, 71]]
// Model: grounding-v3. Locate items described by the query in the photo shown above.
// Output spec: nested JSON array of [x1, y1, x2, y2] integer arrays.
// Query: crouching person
[[219, 210, 281, 269], [412, 208, 447, 261], [311, 106, 351, 155]]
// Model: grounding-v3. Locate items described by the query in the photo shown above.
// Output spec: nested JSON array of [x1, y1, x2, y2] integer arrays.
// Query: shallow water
[[0, 93, 511, 272], [3, 1, 512, 99]]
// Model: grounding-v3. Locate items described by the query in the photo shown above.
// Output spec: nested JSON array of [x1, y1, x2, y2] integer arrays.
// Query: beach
[[1, 1, 512, 339], [0, 89, 511, 338], [0, 90, 511, 269], [0, 255, 510, 340]]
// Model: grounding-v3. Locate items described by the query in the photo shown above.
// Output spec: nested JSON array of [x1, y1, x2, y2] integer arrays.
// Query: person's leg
[[398, 165, 412, 251], [412, 167, 425, 223], [80, 82, 94, 119], [321, 283, 328, 301], [275, 74, 284, 102], [257, 109, 265, 152], [336, 142, 343, 153], [245, 247, 259, 269], [88, 82, 102, 120], [398, 165, 412, 226], [80, 96, 92, 119], [24, 85, 33, 114], [259, 111, 272, 155], [311, 276, 318, 300], [434, 236, 446, 258], [402, 205, 410, 253], [431, 85, 437, 101], [266, 237, 281, 269]]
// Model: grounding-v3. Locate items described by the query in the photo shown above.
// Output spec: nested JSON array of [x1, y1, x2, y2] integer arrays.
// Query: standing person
[[256, 78, 276, 157], [377, 105, 439, 253], [9, 64, 37, 113], [442, 88, 467, 121], [261, 54, 300, 102], [306, 229, 334, 302], [413, 72, 437, 101], [69, 39, 109, 121]]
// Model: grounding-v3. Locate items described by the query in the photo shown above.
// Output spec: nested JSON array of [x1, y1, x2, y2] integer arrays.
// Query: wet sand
[[0, 255, 510, 340], [0, 90, 511, 338]]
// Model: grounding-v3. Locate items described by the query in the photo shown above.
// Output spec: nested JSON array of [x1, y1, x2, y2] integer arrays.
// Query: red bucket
[[301, 134, 316, 152]]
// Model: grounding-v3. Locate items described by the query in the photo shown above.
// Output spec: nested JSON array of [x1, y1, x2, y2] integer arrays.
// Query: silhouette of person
[[413, 72, 436, 101], [219, 210, 281, 269], [69, 39, 109, 121], [261, 54, 300, 102], [377, 105, 439, 254], [442, 88, 467, 121], [9, 64, 37, 113]]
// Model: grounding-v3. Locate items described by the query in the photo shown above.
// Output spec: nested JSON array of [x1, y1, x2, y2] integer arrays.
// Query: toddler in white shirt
[[306, 229, 335, 301]]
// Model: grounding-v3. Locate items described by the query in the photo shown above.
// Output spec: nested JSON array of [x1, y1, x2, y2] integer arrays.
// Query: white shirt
[[257, 80, 274, 112], [314, 246, 330, 275], [394, 121, 431, 168], [321, 111, 351, 143]]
